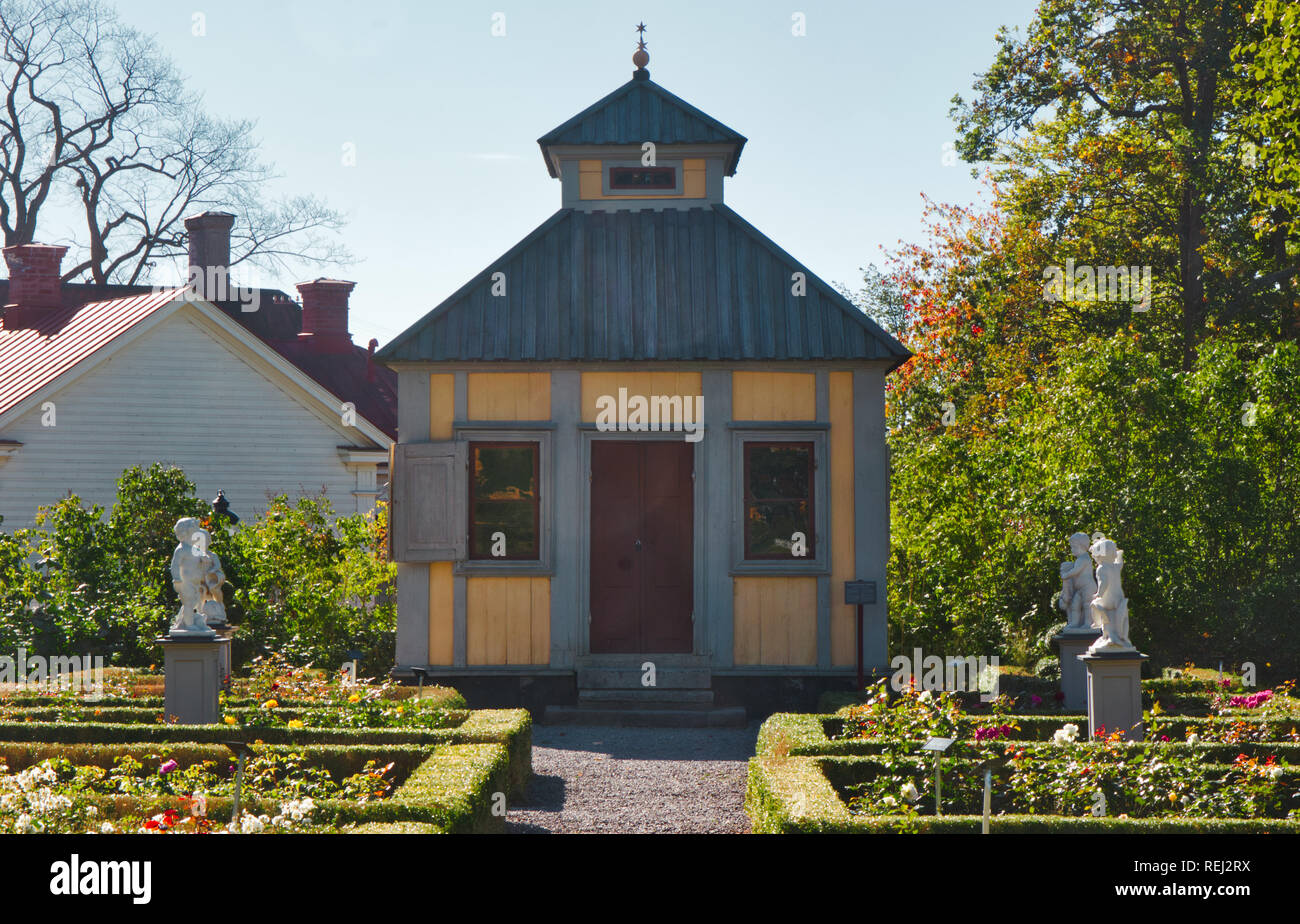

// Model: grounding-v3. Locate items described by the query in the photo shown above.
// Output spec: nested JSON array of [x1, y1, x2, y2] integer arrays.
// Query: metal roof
[[0, 288, 184, 417], [377, 205, 911, 366], [537, 71, 748, 176]]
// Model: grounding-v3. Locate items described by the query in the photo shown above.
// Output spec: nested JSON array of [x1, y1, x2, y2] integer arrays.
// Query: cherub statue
[[1058, 531, 1099, 630], [1086, 537, 1135, 654], [169, 518, 217, 637], [201, 546, 228, 626]]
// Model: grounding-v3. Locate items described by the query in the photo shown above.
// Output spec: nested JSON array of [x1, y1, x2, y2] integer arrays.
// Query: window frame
[[455, 428, 553, 575], [730, 429, 829, 574], [742, 440, 816, 561], [601, 159, 684, 196]]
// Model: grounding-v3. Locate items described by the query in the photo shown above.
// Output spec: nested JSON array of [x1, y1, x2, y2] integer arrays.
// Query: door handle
[[634, 539, 642, 551]]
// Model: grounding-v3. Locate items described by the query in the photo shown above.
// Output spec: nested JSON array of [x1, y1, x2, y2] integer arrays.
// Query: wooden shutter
[[391, 441, 467, 562]]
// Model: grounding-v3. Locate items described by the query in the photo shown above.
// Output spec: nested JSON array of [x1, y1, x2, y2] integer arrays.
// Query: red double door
[[589, 441, 694, 653]]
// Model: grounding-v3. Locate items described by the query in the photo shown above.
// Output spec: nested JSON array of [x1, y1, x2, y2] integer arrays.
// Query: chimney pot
[[184, 211, 235, 300], [296, 278, 356, 353], [3, 243, 69, 314]]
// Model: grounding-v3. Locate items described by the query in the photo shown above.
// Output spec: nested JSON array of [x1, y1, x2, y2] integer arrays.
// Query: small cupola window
[[602, 161, 683, 196]]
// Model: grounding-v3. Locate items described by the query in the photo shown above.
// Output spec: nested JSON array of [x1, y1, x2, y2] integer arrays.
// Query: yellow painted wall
[[466, 576, 550, 665], [428, 562, 454, 665], [580, 371, 703, 422], [731, 372, 816, 420], [829, 372, 856, 665], [467, 372, 550, 420], [579, 158, 707, 200], [429, 373, 454, 439], [733, 576, 817, 665]]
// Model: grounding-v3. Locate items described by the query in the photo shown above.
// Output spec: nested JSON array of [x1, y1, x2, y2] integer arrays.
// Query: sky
[[46, 0, 1041, 347]]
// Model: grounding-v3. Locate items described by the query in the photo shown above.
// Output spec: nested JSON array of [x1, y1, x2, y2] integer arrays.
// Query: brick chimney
[[3, 244, 69, 320], [296, 278, 356, 353], [184, 211, 235, 300]]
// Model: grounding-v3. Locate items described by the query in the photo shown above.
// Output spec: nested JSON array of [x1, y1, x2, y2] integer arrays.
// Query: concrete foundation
[[1081, 651, 1149, 741], [159, 635, 229, 725], [1054, 629, 1102, 712]]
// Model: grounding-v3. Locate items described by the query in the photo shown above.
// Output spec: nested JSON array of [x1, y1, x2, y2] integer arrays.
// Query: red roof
[[0, 286, 397, 439], [0, 288, 185, 417]]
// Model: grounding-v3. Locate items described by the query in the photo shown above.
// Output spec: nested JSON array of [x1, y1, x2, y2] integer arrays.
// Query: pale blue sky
[[55, 0, 1039, 346]]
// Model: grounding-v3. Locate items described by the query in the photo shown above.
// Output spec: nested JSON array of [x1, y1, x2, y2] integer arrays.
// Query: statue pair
[[169, 517, 228, 637], [1059, 531, 1134, 654]]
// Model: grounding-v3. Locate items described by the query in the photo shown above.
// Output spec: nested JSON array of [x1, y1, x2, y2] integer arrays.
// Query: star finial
[[633, 22, 650, 72]]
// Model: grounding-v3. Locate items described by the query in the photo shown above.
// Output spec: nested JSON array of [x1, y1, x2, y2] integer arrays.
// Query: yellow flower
[[224, 716, 238, 725], [394, 706, 404, 715], [287, 719, 304, 729], [262, 699, 278, 709], [348, 694, 361, 703]]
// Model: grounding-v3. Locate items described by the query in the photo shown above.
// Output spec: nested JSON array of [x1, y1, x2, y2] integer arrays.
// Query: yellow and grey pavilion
[[378, 56, 909, 714]]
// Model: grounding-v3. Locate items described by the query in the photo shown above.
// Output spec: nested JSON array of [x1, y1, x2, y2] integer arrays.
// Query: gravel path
[[506, 723, 760, 834]]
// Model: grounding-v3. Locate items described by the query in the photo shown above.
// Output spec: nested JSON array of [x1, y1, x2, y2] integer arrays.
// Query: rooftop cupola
[[537, 24, 746, 211]]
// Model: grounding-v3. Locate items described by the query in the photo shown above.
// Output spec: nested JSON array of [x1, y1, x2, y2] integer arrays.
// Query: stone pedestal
[[159, 635, 230, 725], [1080, 651, 1149, 741], [1053, 628, 1101, 711], [214, 626, 236, 693]]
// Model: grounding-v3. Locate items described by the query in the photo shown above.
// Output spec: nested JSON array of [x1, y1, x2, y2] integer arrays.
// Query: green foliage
[[0, 464, 395, 672]]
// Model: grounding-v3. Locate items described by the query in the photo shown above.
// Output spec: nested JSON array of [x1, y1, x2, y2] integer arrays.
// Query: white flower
[[14, 813, 34, 834], [1269, 767, 1284, 781], [1053, 723, 1080, 745], [918, 690, 933, 702], [880, 796, 897, 808], [1186, 733, 1200, 746], [901, 782, 920, 803], [86, 805, 97, 817], [100, 821, 114, 834]]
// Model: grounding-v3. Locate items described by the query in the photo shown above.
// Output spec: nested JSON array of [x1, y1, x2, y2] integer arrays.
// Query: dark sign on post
[[844, 581, 877, 605]]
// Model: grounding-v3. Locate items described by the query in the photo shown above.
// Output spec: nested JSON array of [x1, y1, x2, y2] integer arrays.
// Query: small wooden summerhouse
[[379, 56, 909, 712]]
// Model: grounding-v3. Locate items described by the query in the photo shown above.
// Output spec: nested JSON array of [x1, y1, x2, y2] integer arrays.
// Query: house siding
[[0, 309, 380, 527]]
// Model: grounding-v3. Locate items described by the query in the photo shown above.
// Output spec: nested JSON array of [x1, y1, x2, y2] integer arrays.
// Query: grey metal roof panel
[[377, 205, 911, 366], [537, 73, 748, 176]]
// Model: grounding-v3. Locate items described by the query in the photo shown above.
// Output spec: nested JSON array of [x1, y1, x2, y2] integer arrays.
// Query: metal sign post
[[843, 581, 877, 691], [921, 737, 954, 816]]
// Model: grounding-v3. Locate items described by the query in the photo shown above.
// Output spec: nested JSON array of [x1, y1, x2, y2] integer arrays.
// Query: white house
[[0, 226, 395, 529]]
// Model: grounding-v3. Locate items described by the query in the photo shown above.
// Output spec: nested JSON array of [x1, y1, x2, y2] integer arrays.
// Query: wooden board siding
[[731, 372, 816, 420], [466, 576, 550, 665], [0, 311, 371, 528], [428, 562, 454, 665], [829, 371, 856, 665], [732, 576, 817, 665], [429, 374, 455, 439], [578, 158, 706, 200], [579, 372, 703, 422], [467, 373, 550, 420]]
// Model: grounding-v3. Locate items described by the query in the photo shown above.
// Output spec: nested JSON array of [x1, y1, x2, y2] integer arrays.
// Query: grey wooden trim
[[452, 573, 467, 668], [395, 563, 430, 668], [549, 371, 581, 669], [817, 574, 831, 669], [578, 422, 707, 433], [454, 419, 556, 430], [854, 369, 888, 669], [453, 371, 467, 421], [397, 371, 431, 442], [702, 370, 732, 666], [452, 427, 553, 573], [816, 371, 829, 423], [382, 359, 898, 374], [729, 428, 830, 573], [724, 421, 827, 430]]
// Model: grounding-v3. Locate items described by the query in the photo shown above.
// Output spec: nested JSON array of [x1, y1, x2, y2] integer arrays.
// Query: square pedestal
[[159, 635, 230, 725], [1080, 651, 1149, 741], [1053, 629, 1101, 711]]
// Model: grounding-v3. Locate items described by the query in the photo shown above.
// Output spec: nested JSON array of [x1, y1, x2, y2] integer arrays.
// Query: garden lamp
[[412, 666, 429, 703]]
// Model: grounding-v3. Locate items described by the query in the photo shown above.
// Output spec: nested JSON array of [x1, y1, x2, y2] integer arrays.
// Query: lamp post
[[223, 740, 256, 830], [211, 490, 239, 536], [412, 666, 428, 704]]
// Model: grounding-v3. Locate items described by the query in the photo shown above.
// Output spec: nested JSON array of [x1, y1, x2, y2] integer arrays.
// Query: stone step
[[576, 667, 712, 690], [542, 704, 747, 728], [578, 689, 715, 706]]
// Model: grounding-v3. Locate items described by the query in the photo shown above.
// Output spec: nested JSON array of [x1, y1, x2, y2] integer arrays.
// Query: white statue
[[169, 518, 217, 637], [1085, 537, 1135, 654], [1058, 531, 1099, 631], [201, 547, 228, 626]]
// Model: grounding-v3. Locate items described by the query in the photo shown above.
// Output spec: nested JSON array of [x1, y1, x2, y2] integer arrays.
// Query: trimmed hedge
[[746, 756, 1300, 834]]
